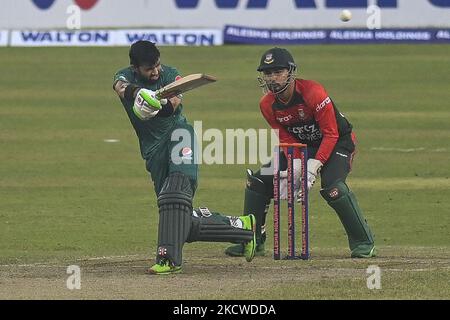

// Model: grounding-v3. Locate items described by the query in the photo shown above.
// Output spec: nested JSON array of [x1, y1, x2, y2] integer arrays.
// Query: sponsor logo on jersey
[[298, 108, 305, 120], [181, 147, 193, 160], [315, 96, 331, 112], [276, 114, 293, 123], [288, 124, 323, 142], [290, 124, 318, 134]]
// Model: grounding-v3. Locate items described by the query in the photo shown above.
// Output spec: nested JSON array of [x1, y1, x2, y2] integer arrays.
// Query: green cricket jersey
[[113, 65, 187, 160]]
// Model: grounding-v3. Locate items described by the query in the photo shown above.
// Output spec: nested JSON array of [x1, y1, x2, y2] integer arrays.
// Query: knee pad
[[158, 172, 193, 208]]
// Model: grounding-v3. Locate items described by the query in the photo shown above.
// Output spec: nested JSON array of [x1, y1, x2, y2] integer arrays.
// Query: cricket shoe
[[225, 232, 266, 257], [351, 245, 377, 258], [146, 259, 182, 275], [241, 214, 256, 262]]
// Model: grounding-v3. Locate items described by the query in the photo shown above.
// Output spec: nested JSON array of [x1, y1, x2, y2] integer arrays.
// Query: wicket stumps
[[273, 143, 310, 260]]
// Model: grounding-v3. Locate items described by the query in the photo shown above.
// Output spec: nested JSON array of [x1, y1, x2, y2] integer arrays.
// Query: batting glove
[[133, 89, 161, 120]]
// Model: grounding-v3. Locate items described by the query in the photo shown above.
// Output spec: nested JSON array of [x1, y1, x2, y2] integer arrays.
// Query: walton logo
[[32, 0, 98, 10]]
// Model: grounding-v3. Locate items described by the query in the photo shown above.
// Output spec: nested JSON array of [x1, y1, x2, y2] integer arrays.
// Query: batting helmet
[[257, 47, 297, 72]]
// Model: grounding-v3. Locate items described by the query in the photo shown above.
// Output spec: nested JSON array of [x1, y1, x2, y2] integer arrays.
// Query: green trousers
[[145, 122, 198, 195]]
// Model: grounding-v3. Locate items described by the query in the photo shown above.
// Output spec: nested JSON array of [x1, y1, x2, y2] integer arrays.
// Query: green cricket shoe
[[225, 243, 245, 257], [241, 214, 256, 262], [225, 214, 265, 259], [351, 245, 377, 258], [224, 243, 266, 257], [146, 259, 182, 275]]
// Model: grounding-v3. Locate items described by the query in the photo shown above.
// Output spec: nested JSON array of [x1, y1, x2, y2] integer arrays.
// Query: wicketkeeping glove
[[306, 158, 323, 191], [133, 88, 162, 120], [278, 158, 302, 200], [295, 158, 323, 203]]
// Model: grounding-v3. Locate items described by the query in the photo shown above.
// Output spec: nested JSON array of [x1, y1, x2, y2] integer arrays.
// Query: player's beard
[[136, 70, 160, 84], [148, 73, 159, 83], [145, 73, 159, 84], [266, 81, 284, 93], [258, 69, 295, 95]]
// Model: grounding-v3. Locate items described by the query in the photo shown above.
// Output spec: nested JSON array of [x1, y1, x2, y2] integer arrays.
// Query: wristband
[[156, 99, 175, 117], [124, 84, 141, 102]]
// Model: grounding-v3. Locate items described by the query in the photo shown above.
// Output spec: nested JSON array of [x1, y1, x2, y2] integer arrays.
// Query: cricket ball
[[340, 9, 352, 22]]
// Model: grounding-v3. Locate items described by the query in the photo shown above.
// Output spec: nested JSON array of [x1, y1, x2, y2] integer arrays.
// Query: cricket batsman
[[225, 47, 376, 258], [113, 40, 256, 275]]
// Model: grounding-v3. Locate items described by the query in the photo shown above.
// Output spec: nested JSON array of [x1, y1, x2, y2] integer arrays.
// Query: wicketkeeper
[[113, 41, 256, 275], [225, 47, 376, 259]]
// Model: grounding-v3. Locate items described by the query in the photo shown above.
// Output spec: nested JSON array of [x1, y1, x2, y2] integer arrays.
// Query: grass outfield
[[0, 45, 449, 299]]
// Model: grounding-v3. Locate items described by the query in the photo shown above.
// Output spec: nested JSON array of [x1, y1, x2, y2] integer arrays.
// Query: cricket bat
[[155, 73, 217, 99]]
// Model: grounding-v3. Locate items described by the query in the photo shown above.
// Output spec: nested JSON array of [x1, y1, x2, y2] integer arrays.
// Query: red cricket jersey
[[260, 79, 354, 164]]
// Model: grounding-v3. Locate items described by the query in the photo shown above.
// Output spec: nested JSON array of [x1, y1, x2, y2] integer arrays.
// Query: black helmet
[[257, 47, 297, 72]]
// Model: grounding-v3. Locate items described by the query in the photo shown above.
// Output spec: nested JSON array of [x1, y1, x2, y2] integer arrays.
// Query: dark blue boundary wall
[[224, 25, 450, 44]]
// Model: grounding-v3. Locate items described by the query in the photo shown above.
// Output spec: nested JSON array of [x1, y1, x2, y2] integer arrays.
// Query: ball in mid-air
[[340, 9, 352, 22]]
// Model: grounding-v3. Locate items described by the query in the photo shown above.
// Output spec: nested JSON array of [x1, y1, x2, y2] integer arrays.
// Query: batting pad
[[186, 213, 253, 243], [156, 172, 193, 266]]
